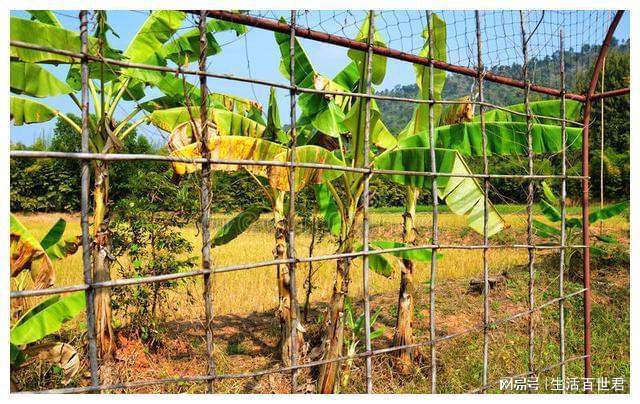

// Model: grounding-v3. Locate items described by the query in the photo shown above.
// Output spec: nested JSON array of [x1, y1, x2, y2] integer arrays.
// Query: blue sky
[[10, 10, 630, 146]]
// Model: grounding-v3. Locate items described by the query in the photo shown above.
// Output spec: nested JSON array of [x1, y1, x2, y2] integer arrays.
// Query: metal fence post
[[519, 11, 537, 388], [199, 9, 216, 394], [426, 10, 439, 394], [475, 10, 491, 392], [287, 10, 301, 393], [79, 9, 100, 391], [361, 9, 376, 395]]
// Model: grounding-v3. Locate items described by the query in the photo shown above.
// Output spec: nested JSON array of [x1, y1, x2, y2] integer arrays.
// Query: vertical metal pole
[[287, 10, 300, 393], [581, 98, 593, 390], [558, 28, 567, 393], [361, 10, 375, 395], [79, 9, 100, 391], [426, 10, 439, 394], [599, 58, 605, 235], [199, 10, 216, 394], [475, 10, 490, 391], [519, 11, 536, 385], [579, 11, 626, 388]]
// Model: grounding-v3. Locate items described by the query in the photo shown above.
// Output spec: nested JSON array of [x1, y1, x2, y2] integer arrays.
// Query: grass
[[10, 207, 629, 393]]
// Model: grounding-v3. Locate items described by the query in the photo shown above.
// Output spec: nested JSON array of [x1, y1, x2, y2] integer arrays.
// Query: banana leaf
[[588, 201, 629, 224], [478, 100, 583, 125], [10, 214, 55, 289], [314, 184, 341, 236], [346, 14, 387, 86], [150, 106, 266, 136], [10, 292, 86, 346], [371, 240, 442, 262], [10, 62, 73, 97], [399, 12, 447, 139], [213, 204, 269, 246], [354, 243, 395, 278], [434, 122, 583, 156], [374, 148, 505, 236], [10, 96, 58, 125], [170, 135, 285, 177], [268, 146, 346, 192], [27, 11, 63, 27]]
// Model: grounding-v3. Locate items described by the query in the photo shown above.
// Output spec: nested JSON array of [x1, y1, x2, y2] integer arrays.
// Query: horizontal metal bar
[[22, 288, 586, 393], [11, 244, 587, 299], [9, 40, 586, 126], [10, 150, 589, 181], [198, 10, 590, 103], [590, 87, 630, 100]]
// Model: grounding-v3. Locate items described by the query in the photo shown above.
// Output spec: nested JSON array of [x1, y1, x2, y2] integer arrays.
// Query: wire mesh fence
[[8, 9, 628, 394]]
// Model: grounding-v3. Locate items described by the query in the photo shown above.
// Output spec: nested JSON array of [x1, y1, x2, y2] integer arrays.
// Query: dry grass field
[[10, 208, 630, 393]]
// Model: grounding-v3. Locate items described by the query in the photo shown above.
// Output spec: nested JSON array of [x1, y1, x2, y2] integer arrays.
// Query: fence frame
[[9, 9, 628, 394]]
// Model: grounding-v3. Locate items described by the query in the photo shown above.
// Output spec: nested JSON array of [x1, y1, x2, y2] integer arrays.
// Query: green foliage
[[11, 116, 160, 212], [11, 292, 86, 348], [533, 181, 629, 273], [110, 171, 198, 347]]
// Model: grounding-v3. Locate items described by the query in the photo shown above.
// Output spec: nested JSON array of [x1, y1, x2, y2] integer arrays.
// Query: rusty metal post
[[79, 9, 100, 390], [581, 10, 625, 388], [199, 10, 216, 394], [287, 10, 301, 393], [361, 10, 375, 395], [426, 10, 439, 394], [475, 10, 491, 391]]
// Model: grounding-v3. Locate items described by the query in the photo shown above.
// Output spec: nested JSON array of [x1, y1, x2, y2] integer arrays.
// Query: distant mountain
[[376, 39, 630, 134]]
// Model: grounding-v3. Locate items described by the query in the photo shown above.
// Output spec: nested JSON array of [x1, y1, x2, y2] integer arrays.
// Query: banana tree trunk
[[273, 193, 303, 366], [393, 186, 419, 372], [317, 238, 354, 394], [92, 161, 116, 360]]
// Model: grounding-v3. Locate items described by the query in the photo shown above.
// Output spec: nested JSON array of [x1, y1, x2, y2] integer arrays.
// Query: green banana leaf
[[10, 61, 73, 97], [10, 96, 58, 125], [434, 122, 583, 156], [264, 87, 289, 144], [27, 11, 63, 27], [10, 17, 121, 64], [370, 240, 442, 262], [346, 14, 387, 86], [374, 147, 505, 236], [123, 11, 186, 65], [275, 25, 353, 138], [478, 100, 583, 125], [314, 184, 341, 236], [213, 204, 269, 246], [399, 12, 447, 139], [354, 243, 395, 278], [10, 292, 86, 346], [40, 219, 82, 261], [588, 201, 629, 224]]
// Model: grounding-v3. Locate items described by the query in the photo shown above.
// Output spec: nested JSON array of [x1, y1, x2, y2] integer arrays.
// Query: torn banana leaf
[[374, 148, 505, 237]]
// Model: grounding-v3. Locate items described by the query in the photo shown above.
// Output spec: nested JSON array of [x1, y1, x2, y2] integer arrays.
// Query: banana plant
[[10, 11, 247, 358], [275, 13, 507, 392], [10, 292, 86, 390], [339, 296, 384, 392], [534, 181, 628, 270], [154, 87, 344, 366]]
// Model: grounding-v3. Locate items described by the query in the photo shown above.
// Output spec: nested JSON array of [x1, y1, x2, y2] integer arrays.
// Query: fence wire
[[8, 9, 628, 394]]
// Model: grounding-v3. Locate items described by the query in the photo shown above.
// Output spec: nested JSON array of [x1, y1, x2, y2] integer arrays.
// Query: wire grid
[[8, 9, 627, 394]]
